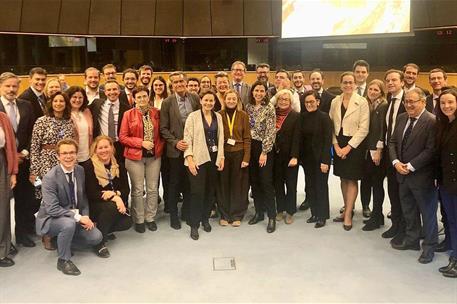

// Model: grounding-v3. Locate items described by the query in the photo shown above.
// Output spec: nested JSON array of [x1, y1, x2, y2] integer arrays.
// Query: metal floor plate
[[213, 257, 236, 271]]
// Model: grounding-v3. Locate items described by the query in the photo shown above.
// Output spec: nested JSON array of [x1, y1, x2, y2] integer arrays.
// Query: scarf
[[275, 106, 291, 130], [136, 105, 154, 143], [90, 154, 119, 188]]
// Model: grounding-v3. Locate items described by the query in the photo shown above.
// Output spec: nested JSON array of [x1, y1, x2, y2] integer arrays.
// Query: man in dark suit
[[17, 67, 47, 123], [353, 60, 370, 97], [403, 63, 430, 95], [160, 72, 200, 230], [119, 68, 138, 107], [0, 72, 36, 248], [383, 69, 411, 243], [426, 68, 448, 114], [36, 139, 103, 275], [230, 61, 251, 105], [84, 67, 106, 105], [389, 88, 438, 264]]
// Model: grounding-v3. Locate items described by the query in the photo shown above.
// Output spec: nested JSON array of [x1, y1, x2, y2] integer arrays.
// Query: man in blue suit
[[36, 139, 103, 276]]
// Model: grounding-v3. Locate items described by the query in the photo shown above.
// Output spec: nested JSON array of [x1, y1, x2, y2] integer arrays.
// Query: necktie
[[108, 103, 116, 140], [7, 102, 17, 132], [128, 93, 134, 106], [178, 97, 188, 123], [317, 92, 322, 100], [386, 97, 397, 143], [401, 117, 416, 161], [357, 87, 362, 96], [66, 172, 77, 208], [235, 83, 241, 95], [37, 95, 46, 112], [433, 98, 439, 115]]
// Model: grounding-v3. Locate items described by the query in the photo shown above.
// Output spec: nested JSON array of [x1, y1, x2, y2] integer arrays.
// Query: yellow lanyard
[[226, 111, 237, 138]]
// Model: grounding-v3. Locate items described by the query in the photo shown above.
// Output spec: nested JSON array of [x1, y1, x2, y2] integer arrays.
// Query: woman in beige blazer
[[329, 72, 370, 230], [184, 91, 225, 240]]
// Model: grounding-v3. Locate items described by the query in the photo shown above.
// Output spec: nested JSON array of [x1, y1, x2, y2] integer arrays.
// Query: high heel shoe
[[343, 224, 353, 231]]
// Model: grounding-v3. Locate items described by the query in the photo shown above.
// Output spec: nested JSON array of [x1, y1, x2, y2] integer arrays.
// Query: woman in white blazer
[[329, 72, 370, 231], [184, 91, 225, 240]]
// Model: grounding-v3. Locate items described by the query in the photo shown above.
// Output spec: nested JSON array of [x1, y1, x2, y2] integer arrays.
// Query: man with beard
[[308, 70, 335, 114], [139, 65, 153, 93], [255, 63, 274, 88], [186, 78, 200, 95], [291, 70, 312, 96], [119, 68, 138, 107], [84, 67, 105, 105], [403, 63, 429, 95]]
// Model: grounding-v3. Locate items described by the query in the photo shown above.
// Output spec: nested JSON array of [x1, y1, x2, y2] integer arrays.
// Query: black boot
[[267, 218, 276, 233], [439, 257, 457, 273], [443, 262, 457, 278], [190, 227, 199, 240], [248, 213, 264, 225]]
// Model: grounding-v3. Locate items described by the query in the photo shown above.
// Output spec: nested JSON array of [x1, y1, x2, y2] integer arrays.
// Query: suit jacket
[[18, 87, 44, 123], [388, 110, 436, 185], [318, 90, 335, 114], [329, 93, 370, 149], [0, 98, 34, 152], [159, 92, 200, 158], [438, 119, 457, 195], [425, 94, 439, 115], [385, 92, 406, 144], [300, 110, 332, 165], [119, 90, 134, 108], [231, 82, 251, 105], [274, 111, 301, 160], [89, 98, 130, 139], [366, 99, 388, 151], [36, 164, 89, 235]]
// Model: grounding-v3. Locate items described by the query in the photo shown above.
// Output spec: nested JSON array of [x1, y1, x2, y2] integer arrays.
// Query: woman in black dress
[[329, 72, 370, 230]]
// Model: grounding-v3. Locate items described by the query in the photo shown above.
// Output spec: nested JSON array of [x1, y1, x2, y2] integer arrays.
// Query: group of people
[[0, 60, 455, 279]]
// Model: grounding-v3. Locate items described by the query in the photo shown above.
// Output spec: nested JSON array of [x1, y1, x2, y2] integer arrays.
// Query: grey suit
[[231, 82, 251, 105], [36, 164, 102, 260], [388, 110, 438, 255]]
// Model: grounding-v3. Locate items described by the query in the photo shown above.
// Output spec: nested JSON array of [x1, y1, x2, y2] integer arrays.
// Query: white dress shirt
[[99, 99, 120, 141]]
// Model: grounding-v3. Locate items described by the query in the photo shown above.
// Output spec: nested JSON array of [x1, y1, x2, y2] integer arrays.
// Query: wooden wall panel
[[88, 0, 121, 35], [155, 0, 183, 36], [0, 0, 23, 32], [183, 0, 211, 36], [244, 0, 273, 36], [58, 0, 91, 34], [20, 0, 61, 33], [121, 0, 156, 36], [211, 0, 243, 36]]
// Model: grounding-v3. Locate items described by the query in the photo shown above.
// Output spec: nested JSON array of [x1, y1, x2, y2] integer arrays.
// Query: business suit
[[389, 110, 438, 257], [317, 90, 336, 114], [119, 90, 134, 108], [231, 82, 251, 105], [18, 87, 45, 123], [159, 92, 200, 222], [361, 99, 388, 224], [425, 94, 439, 115], [0, 98, 37, 238], [36, 164, 102, 261]]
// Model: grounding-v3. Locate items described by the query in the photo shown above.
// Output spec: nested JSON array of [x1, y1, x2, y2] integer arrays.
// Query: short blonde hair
[[221, 89, 243, 111], [275, 89, 294, 107]]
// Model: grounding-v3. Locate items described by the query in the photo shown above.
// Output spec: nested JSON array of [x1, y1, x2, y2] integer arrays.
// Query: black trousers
[[300, 161, 311, 202], [361, 152, 386, 216], [385, 150, 406, 231], [188, 153, 218, 228], [89, 200, 132, 243], [159, 150, 170, 209], [302, 155, 330, 220], [274, 153, 298, 215], [168, 155, 190, 220], [217, 150, 249, 222], [14, 160, 40, 237], [249, 140, 276, 219]]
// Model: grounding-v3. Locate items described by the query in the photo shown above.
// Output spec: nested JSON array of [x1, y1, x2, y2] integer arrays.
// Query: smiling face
[[200, 93, 215, 112], [123, 72, 137, 90], [440, 93, 457, 120], [385, 72, 404, 95], [292, 72, 304, 89], [46, 79, 61, 97], [153, 79, 165, 96], [30, 73, 46, 93], [256, 66, 269, 82], [354, 65, 368, 85], [404, 90, 425, 118], [140, 69, 152, 86], [170, 74, 187, 96], [95, 138, 114, 163], [340, 75, 355, 95], [52, 94, 66, 116], [404, 66, 418, 87], [85, 69, 100, 90], [104, 82, 120, 102], [134, 90, 150, 107], [215, 76, 229, 94], [70, 91, 84, 111], [0, 77, 19, 101], [57, 143, 77, 171], [277, 92, 292, 110], [309, 72, 324, 91], [200, 76, 211, 92], [304, 94, 319, 112], [187, 80, 200, 94], [429, 71, 447, 93], [231, 63, 245, 83], [367, 83, 382, 102], [224, 92, 238, 109], [252, 84, 266, 104]]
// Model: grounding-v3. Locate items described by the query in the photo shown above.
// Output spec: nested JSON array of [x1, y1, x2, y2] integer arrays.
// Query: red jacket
[[119, 107, 164, 160]]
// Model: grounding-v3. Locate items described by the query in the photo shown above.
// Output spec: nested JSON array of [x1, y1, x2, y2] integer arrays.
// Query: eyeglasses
[[232, 68, 245, 72], [59, 151, 77, 156], [342, 81, 354, 85], [404, 99, 422, 105]]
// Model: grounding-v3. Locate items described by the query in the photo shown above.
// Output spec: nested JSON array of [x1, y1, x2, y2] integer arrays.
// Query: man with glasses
[[35, 139, 103, 276], [230, 61, 251, 105], [388, 88, 438, 264]]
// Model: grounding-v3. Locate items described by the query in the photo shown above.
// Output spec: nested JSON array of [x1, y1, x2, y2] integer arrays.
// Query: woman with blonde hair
[[44, 78, 62, 101]]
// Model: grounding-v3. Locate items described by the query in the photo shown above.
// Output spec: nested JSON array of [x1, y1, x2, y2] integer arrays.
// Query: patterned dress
[[30, 116, 75, 199], [245, 103, 276, 153]]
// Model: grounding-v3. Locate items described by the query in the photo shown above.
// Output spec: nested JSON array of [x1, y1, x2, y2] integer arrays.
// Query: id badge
[[211, 146, 218, 152], [227, 138, 236, 146], [71, 209, 80, 216]]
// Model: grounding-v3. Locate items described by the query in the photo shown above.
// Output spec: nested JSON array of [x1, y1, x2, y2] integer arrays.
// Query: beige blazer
[[329, 93, 370, 149], [184, 110, 224, 167]]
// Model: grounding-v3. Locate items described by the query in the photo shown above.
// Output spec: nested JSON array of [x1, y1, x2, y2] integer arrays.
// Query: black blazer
[[274, 111, 301, 160], [366, 100, 388, 151], [89, 98, 130, 139], [159, 92, 200, 158], [388, 110, 437, 185], [385, 92, 406, 144], [318, 90, 335, 114], [300, 110, 332, 166], [18, 87, 44, 123], [425, 94, 439, 115], [438, 119, 457, 195], [118, 91, 134, 108], [0, 98, 34, 152]]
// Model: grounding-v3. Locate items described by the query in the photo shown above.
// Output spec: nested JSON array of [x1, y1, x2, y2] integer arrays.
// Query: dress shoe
[[390, 232, 405, 246], [170, 217, 181, 230], [219, 219, 229, 226], [135, 223, 146, 233], [16, 235, 36, 247], [210, 210, 219, 219], [267, 218, 276, 233], [343, 224, 352, 231], [285, 214, 294, 224], [299, 199, 310, 211], [276, 212, 284, 221], [439, 257, 457, 273], [363, 215, 384, 225], [248, 213, 264, 225], [362, 206, 372, 218], [106, 233, 116, 240], [57, 259, 81, 276], [443, 264, 457, 278], [306, 215, 318, 223], [314, 219, 326, 228], [190, 227, 199, 240], [231, 220, 241, 227], [391, 241, 420, 251], [202, 221, 212, 232], [9, 244, 18, 256], [178, 193, 184, 202], [0, 257, 14, 267], [435, 240, 450, 253], [333, 215, 344, 222], [94, 243, 110, 258], [42, 235, 56, 250], [418, 251, 434, 264], [381, 225, 398, 239], [362, 219, 381, 231], [146, 221, 158, 231]]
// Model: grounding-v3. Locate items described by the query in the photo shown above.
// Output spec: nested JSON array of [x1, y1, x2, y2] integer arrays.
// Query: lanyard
[[226, 111, 236, 138]]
